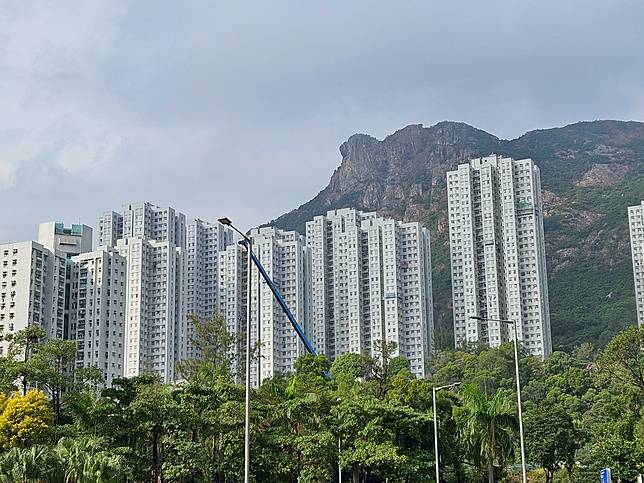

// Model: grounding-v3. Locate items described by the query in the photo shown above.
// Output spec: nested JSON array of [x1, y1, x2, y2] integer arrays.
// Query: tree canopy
[[0, 319, 641, 482]]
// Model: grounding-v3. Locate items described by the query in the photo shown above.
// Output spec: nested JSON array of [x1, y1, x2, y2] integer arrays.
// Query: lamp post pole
[[243, 238, 252, 483], [433, 382, 461, 483], [218, 217, 252, 483], [470, 316, 527, 483], [511, 320, 528, 483]]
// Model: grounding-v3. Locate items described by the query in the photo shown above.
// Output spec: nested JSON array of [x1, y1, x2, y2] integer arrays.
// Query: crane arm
[[240, 239, 317, 356]]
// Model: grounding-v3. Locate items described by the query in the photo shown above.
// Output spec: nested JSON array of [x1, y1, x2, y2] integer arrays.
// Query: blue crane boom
[[240, 239, 318, 356]]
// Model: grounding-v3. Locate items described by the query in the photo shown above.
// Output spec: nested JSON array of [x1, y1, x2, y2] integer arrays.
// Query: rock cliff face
[[271, 120, 644, 350]]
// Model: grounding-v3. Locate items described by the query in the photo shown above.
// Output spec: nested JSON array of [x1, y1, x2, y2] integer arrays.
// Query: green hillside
[[271, 120, 644, 350]]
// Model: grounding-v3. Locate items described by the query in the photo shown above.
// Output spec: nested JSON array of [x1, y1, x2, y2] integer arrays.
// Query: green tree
[[524, 399, 582, 482], [454, 385, 518, 483], [330, 352, 370, 380], [583, 434, 644, 482], [29, 339, 77, 424], [364, 340, 401, 398], [177, 314, 243, 381], [597, 325, 644, 394], [0, 445, 57, 483], [129, 380, 178, 482], [55, 436, 128, 483], [6, 326, 46, 396]]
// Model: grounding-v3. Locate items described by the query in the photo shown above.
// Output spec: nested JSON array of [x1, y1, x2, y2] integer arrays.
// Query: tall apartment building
[[248, 227, 311, 386], [305, 208, 433, 378], [185, 219, 232, 358], [0, 241, 66, 356], [100, 202, 187, 382], [37, 222, 93, 339], [447, 154, 551, 356], [38, 222, 93, 258], [70, 248, 127, 386], [218, 242, 246, 375], [97, 211, 123, 248], [628, 200, 644, 327]]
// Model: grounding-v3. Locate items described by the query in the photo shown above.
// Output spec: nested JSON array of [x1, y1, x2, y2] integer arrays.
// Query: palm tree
[[455, 384, 518, 483], [0, 445, 57, 482], [55, 436, 127, 483], [82, 451, 127, 483]]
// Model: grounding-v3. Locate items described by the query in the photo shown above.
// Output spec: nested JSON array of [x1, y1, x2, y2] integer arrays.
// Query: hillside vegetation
[[271, 120, 644, 350]]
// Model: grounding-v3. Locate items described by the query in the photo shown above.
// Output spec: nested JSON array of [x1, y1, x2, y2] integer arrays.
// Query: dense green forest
[[0, 317, 642, 482]]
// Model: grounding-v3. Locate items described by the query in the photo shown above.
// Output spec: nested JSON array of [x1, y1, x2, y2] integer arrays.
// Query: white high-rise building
[[119, 202, 187, 250], [0, 241, 66, 356], [248, 227, 311, 386], [116, 236, 185, 382], [305, 208, 433, 378], [185, 219, 232, 358], [38, 222, 93, 258], [97, 211, 123, 248], [101, 202, 188, 382], [628, 200, 644, 327], [447, 154, 551, 356], [38, 222, 93, 339], [70, 248, 127, 386], [360, 216, 433, 377], [218, 242, 246, 374]]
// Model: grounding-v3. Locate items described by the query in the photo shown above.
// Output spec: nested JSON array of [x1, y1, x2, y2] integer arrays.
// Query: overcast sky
[[1, 1, 643, 242]]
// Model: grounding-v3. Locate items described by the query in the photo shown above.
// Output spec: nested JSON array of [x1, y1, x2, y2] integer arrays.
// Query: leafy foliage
[[0, 323, 642, 481], [0, 390, 53, 449]]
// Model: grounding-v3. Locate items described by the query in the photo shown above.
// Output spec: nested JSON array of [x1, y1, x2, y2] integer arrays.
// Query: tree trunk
[[352, 464, 359, 483], [152, 432, 160, 482], [545, 467, 553, 483], [22, 344, 29, 396], [489, 423, 496, 483]]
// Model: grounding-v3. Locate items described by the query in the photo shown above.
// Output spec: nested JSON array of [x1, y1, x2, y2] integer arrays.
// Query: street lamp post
[[470, 316, 527, 483], [433, 382, 461, 483], [218, 217, 252, 483]]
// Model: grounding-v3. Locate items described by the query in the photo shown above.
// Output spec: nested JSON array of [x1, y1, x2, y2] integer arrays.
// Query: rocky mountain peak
[[271, 119, 644, 350]]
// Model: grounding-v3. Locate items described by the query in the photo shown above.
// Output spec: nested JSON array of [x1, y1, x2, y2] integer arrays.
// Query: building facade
[[116, 236, 185, 382], [38, 222, 93, 339], [628, 200, 644, 327], [0, 241, 66, 356], [70, 248, 127, 386], [218, 242, 246, 376], [248, 227, 311, 386], [447, 154, 551, 356], [305, 208, 433, 377], [185, 219, 232, 358], [97, 211, 123, 248], [100, 202, 188, 382]]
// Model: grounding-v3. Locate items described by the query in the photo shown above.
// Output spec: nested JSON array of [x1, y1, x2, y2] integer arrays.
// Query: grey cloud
[[0, 0, 643, 242]]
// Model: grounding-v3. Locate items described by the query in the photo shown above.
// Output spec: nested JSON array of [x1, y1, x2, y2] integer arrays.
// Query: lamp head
[[218, 217, 232, 226]]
